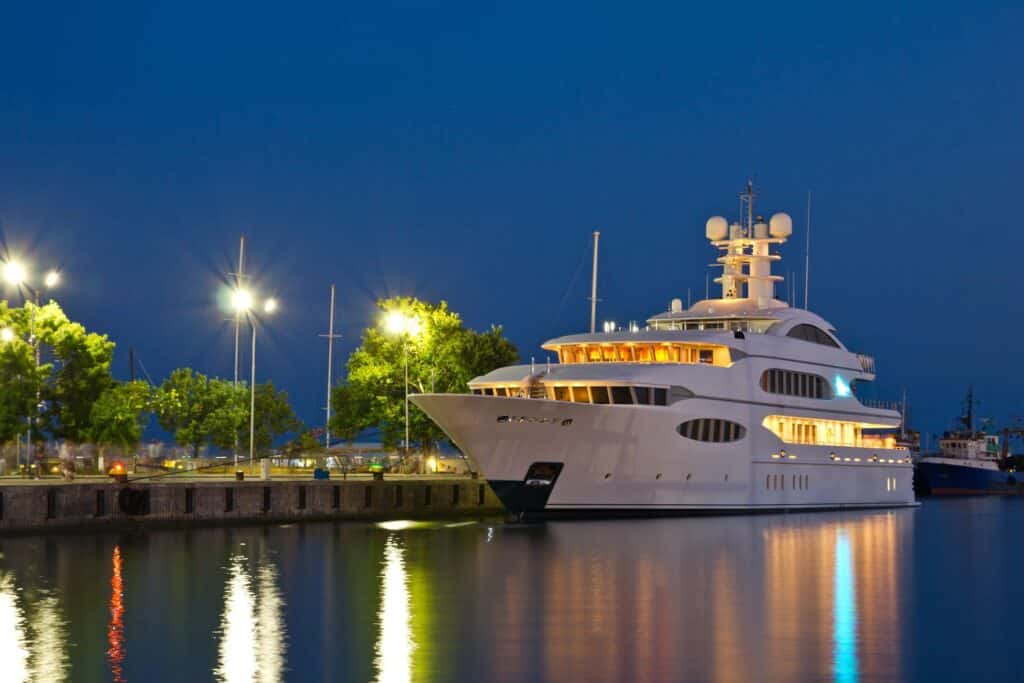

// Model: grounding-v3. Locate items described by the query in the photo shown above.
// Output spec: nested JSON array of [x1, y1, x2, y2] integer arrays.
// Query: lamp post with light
[[2, 260, 60, 474], [383, 310, 421, 457], [231, 289, 278, 475]]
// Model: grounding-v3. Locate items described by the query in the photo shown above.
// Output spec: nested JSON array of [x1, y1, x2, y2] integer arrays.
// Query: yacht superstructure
[[412, 184, 916, 518]]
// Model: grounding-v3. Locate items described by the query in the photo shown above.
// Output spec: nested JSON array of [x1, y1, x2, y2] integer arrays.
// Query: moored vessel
[[914, 388, 1024, 495], [412, 183, 917, 518]]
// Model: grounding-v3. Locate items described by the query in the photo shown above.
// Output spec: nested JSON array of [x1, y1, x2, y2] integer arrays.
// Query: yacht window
[[587, 347, 602, 362], [654, 346, 670, 362], [590, 386, 611, 404], [677, 419, 746, 443], [634, 387, 650, 405], [495, 387, 508, 397], [472, 389, 482, 395], [653, 388, 667, 406], [553, 386, 570, 402], [760, 369, 833, 399], [637, 345, 653, 362], [602, 346, 617, 362], [699, 349, 714, 364], [571, 386, 589, 403], [611, 386, 633, 404], [483, 388, 494, 396], [787, 324, 840, 348]]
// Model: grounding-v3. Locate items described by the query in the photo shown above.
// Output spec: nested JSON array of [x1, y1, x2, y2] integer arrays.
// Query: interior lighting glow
[[834, 375, 852, 398]]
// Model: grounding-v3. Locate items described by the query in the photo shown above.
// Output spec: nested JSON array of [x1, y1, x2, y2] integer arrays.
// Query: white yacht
[[412, 184, 916, 518]]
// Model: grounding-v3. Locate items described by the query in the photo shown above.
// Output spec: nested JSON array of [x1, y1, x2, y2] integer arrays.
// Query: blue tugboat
[[914, 388, 1023, 495]]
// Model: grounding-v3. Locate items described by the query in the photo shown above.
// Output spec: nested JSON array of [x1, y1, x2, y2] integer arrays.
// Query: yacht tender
[[412, 185, 916, 518]]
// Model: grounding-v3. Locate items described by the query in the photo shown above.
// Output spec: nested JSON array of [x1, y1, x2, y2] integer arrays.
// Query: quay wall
[[0, 478, 507, 533]]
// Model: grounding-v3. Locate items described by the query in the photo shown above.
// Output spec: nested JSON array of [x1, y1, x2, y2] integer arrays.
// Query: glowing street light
[[228, 287, 279, 475], [3, 260, 27, 286], [382, 310, 422, 457], [2, 258, 61, 476], [0, 327, 14, 343]]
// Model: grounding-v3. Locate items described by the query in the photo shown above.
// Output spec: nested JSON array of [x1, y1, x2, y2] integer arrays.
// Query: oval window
[[676, 419, 746, 443]]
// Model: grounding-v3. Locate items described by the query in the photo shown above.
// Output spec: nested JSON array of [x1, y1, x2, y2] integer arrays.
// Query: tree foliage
[[0, 300, 114, 443], [330, 297, 520, 450], [241, 381, 302, 455], [89, 381, 153, 450], [154, 368, 247, 457]]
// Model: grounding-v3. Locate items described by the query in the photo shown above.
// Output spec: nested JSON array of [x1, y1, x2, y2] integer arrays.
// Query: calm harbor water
[[0, 498, 1021, 682]]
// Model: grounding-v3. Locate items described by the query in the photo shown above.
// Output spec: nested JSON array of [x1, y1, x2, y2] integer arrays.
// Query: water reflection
[[833, 532, 857, 683], [108, 546, 126, 683], [374, 535, 414, 683], [214, 551, 287, 682], [0, 571, 69, 682]]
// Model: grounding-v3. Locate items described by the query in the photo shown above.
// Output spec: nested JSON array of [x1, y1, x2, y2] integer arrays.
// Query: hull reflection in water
[[0, 572, 69, 682], [375, 534, 415, 683], [214, 552, 287, 683]]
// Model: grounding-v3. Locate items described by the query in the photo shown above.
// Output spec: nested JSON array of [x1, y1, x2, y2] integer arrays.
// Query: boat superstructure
[[412, 184, 916, 518], [914, 388, 1023, 495]]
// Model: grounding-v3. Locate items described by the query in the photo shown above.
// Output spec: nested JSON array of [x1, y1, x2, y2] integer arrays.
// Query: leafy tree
[[89, 381, 153, 452], [240, 381, 302, 455], [0, 302, 41, 443], [154, 368, 246, 457], [0, 300, 113, 443], [330, 297, 519, 450]]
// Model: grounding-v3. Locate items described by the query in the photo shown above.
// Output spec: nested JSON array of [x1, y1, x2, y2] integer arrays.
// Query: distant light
[[0, 327, 14, 342], [3, 261, 26, 286], [602, 321, 616, 333], [263, 298, 278, 314], [43, 270, 60, 288], [834, 375, 852, 398], [231, 289, 254, 313]]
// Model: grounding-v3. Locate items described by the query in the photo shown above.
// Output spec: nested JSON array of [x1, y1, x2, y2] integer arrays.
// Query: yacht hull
[[412, 394, 918, 519]]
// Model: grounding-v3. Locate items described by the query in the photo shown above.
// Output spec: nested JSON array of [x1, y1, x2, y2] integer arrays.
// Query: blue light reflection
[[833, 531, 858, 683]]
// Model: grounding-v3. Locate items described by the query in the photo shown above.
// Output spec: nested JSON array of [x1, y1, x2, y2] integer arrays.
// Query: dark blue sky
[[1, 2, 1021, 442]]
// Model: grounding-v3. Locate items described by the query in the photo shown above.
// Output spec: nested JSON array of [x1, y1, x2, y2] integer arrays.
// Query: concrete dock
[[0, 474, 507, 533]]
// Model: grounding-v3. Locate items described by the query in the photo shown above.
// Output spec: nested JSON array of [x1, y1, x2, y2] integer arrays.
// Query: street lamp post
[[383, 311, 421, 457], [231, 289, 277, 475], [2, 261, 60, 475]]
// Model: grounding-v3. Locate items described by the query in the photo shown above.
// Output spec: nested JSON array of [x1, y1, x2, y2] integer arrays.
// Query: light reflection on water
[[833, 532, 857, 683], [108, 546, 126, 683], [374, 534, 415, 683], [1, 500, 1022, 681], [0, 572, 69, 682], [214, 551, 287, 682]]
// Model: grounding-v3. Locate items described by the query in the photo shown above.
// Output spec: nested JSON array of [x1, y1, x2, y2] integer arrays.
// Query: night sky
[[1, 3, 1021, 442]]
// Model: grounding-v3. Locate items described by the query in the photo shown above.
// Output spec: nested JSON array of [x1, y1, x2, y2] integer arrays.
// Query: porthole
[[677, 419, 746, 442]]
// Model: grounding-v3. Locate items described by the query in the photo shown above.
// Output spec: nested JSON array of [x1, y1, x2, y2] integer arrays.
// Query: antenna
[[705, 272, 710, 300], [804, 191, 811, 309], [319, 284, 342, 449], [589, 231, 600, 333]]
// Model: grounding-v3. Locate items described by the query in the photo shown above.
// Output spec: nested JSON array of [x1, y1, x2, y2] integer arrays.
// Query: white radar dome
[[705, 216, 728, 241], [769, 212, 793, 238]]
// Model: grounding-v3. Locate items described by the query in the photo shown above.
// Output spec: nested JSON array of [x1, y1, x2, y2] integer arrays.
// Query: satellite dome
[[705, 216, 728, 241], [769, 212, 793, 238]]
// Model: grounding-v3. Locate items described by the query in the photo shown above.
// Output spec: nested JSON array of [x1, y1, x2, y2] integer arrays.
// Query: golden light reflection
[[108, 546, 125, 683], [214, 553, 286, 683], [0, 572, 69, 682], [0, 574, 29, 682], [374, 535, 414, 683]]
